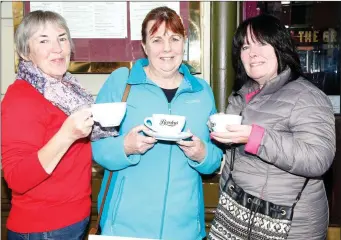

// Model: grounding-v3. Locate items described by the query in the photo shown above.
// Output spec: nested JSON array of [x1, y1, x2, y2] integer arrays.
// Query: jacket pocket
[[110, 177, 126, 231]]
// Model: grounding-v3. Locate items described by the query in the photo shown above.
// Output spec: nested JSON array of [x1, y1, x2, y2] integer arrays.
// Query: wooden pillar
[[210, 2, 237, 113]]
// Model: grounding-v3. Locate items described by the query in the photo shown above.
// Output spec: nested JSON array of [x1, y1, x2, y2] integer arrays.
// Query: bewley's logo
[[159, 119, 178, 127]]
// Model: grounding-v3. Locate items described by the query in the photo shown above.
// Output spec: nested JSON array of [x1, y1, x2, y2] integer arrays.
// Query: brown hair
[[141, 6, 185, 44]]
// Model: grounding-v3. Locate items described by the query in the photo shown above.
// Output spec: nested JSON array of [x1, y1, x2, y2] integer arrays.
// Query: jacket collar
[[238, 67, 292, 98], [127, 58, 203, 93]]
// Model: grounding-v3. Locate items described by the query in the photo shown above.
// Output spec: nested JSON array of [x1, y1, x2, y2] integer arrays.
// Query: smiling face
[[142, 20, 184, 78], [23, 22, 71, 80], [240, 27, 278, 86]]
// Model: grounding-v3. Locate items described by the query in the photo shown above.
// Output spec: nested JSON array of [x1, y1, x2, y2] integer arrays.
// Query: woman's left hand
[[210, 125, 252, 144], [177, 133, 206, 163]]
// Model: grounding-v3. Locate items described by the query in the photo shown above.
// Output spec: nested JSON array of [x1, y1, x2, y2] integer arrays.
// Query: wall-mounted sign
[[290, 28, 338, 45]]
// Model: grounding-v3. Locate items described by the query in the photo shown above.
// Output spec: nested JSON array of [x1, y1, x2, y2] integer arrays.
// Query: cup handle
[[91, 108, 99, 123], [92, 114, 99, 123], [207, 120, 213, 132], [144, 117, 156, 132]]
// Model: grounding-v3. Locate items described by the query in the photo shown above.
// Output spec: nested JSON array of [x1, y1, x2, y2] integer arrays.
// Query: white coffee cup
[[209, 113, 242, 132], [91, 102, 127, 127], [144, 114, 186, 133]]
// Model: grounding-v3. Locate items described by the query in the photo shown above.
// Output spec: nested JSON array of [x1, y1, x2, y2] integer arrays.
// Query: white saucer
[[146, 131, 193, 141]]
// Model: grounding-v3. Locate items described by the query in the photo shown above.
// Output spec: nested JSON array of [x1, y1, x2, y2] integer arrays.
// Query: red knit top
[[1, 80, 92, 232]]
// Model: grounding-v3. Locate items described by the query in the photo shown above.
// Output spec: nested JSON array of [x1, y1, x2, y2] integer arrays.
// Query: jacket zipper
[[197, 175, 201, 233], [159, 91, 179, 238], [165, 88, 202, 235]]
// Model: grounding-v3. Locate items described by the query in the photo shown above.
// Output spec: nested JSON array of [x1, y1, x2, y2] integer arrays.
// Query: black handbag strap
[[89, 84, 131, 235], [228, 146, 309, 207]]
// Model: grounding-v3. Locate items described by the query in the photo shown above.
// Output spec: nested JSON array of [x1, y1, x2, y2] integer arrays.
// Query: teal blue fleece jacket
[[92, 58, 223, 240]]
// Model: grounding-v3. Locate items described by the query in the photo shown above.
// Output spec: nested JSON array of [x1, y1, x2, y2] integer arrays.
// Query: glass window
[[259, 1, 340, 113]]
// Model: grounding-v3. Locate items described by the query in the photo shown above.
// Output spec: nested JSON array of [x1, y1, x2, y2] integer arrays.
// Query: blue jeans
[[7, 217, 89, 240]]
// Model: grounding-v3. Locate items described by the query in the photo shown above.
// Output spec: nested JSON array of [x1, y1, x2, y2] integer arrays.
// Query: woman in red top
[[1, 10, 118, 240]]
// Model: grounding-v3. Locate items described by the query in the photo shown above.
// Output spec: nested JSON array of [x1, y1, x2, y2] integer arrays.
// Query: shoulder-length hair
[[232, 14, 304, 92]]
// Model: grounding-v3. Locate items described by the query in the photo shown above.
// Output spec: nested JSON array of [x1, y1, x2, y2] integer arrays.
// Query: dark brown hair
[[232, 14, 303, 91], [141, 6, 185, 44]]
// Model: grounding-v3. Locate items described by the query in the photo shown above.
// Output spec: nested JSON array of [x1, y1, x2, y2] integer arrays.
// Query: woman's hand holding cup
[[60, 107, 94, 143], [177, 131, 206, 162], [124, 125, 157, 156], [210, 125, 252, 144], [208, 113, 250, 144]]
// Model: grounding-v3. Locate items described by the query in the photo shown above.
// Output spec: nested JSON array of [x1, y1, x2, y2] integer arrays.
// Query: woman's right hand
[[37, 107, 94, 174], [210, 124, 252, 144], [124, 125, 157, 156], [60, 107, 94, 143]]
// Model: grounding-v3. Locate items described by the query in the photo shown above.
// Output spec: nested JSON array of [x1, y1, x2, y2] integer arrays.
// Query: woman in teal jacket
[[92, 7, 223, 240]]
